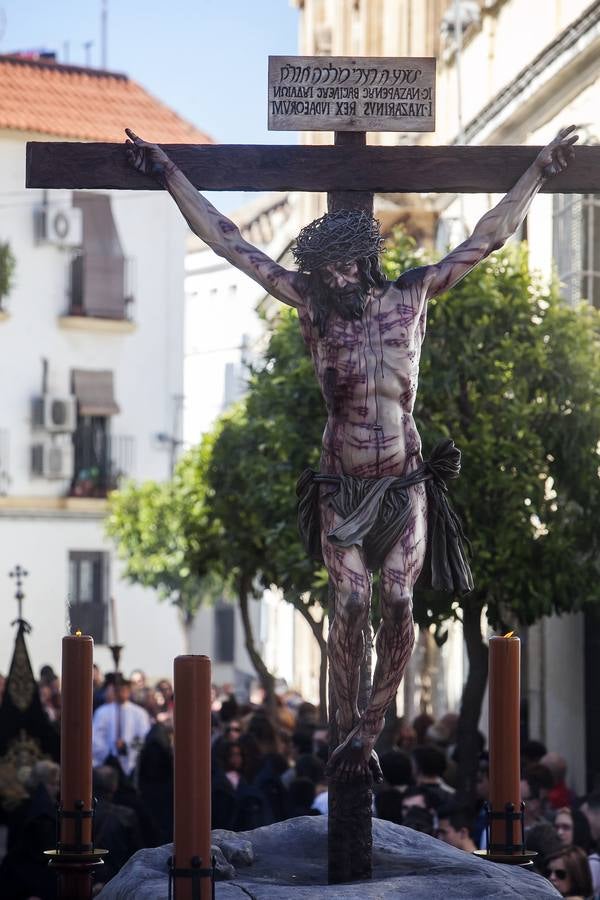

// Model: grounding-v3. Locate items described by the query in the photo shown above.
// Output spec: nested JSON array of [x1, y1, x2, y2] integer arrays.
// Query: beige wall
[[294, 0, 448, 59], [294, 0, 599, 146], [527, 614, 586, 794], [435, 0, 598, 144], [293, 608, 325, 707]]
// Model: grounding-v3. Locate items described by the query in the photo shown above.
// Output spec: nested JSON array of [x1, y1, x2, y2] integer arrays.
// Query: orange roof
[[0, 54, 213, 143]]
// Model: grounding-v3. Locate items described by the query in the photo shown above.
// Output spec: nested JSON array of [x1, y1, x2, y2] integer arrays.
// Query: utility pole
[[100, 0, 108, 69]]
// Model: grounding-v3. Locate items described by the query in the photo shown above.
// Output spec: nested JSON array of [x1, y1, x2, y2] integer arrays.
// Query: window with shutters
[[68, 551, 108, 644], [553, 194, 600, 309], [69, 193, 134, 320], [71, 415, 111, 497], [214, 603, 235, 663], [69, 369, 133, 497], [70, 417, 135, 498]]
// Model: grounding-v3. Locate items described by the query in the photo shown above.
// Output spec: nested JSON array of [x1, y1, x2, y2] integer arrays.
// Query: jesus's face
[[316, 259, 369, 322], [321, 260, 361, 289]]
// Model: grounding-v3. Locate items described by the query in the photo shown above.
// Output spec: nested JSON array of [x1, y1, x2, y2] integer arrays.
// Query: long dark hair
[[545, 844, 593, 897], [308, 255, 387, 337]]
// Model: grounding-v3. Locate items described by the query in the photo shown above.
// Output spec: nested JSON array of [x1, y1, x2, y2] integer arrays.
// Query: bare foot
[[326, 722, 384, 783]]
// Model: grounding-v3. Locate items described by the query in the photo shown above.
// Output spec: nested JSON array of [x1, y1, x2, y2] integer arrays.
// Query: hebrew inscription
[[268, 56, 435, 133]]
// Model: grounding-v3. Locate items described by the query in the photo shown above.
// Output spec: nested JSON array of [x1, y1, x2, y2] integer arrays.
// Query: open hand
[[535, 125, 578, 178], [125, 128, 170, 176]]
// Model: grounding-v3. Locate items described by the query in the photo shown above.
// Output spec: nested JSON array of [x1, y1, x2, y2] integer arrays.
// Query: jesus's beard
[[308, 267, 377, 337], [327, 283, 370, 321]]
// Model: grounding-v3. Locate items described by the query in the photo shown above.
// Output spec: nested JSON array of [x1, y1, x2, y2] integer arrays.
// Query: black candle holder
[[487, 800, 525, 854], [56, 799, 95, 852], [168, 854, 216, 900], [44, 798, 108, 899], [473, 801, 537, 867]]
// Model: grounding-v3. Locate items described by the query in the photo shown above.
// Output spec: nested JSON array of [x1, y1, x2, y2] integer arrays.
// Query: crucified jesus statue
[[125, 124, 577, 782]]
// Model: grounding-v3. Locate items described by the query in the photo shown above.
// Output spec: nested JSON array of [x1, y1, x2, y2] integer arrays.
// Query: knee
[[337, 583, 370, 621], [381, 587, 414, 630]]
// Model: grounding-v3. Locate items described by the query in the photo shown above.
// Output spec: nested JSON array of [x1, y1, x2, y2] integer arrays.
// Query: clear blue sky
[[0, 0, 299, 145]]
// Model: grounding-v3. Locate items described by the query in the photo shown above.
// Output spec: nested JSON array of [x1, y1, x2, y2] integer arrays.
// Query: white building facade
[[183, 194, 296, 442], [0, 54, 212, 681]]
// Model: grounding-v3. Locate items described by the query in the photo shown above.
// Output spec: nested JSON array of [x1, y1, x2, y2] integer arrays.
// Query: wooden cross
[[22, 54, 600, 195], [24, 54, 600, 886], [25, 140, 600, 195], [24, 50, 600, 195]]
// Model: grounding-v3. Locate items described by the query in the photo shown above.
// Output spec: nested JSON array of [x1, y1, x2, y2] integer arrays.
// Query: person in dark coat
[[92, 766, 144, 890], [211, 738, 243, 831], [137, 721, 174, 844], [288, 777, 320, 817], [0, 761, 59, 899]]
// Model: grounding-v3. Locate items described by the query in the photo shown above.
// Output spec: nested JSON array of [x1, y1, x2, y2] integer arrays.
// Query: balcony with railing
[[67, 251, 135, 321], [553, 193, 600, 309], [70, 423, 135, 498]]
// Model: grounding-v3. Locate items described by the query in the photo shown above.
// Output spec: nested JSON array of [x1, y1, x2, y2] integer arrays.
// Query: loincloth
[[296, 438, 473, 595]]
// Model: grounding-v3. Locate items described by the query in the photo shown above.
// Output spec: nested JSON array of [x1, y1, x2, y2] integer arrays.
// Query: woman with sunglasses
[[545, 845, 594, 898], [554, 806, 600, 896]]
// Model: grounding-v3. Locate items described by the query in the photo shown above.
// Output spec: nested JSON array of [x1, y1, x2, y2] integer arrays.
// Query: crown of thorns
[[292, 210, 384, 273]]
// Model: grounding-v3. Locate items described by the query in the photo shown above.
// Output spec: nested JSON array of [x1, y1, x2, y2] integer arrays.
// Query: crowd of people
[[1, 665, 600, 898]]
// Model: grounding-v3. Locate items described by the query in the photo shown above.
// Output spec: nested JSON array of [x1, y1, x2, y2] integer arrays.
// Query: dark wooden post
[[327, 132, 373, 216], [327, 131, 374, 885]]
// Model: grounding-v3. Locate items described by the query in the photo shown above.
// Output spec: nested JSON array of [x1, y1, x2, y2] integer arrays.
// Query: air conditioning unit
[[36, 204, 83, 248], [31, 439, 74, 480], [32, 395, 77, 433]]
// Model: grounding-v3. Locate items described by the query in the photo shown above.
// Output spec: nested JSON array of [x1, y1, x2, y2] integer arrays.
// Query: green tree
[[243, 312, 330, 711], [106, 432, 224, 651], [0, 241, 16, 304], [179, 311, 331, 712], [384, 232, 600, 794], [181, 408, 280, 710]]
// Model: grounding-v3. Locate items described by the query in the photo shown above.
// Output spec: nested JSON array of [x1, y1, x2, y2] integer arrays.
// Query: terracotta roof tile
[[0, 55, 213, 143]]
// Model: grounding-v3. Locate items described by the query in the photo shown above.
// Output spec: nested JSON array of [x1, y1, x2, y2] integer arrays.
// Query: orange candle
[[488, 633, 521, 849], [173, 655, 212, 900], [60, 633, 94, 848]]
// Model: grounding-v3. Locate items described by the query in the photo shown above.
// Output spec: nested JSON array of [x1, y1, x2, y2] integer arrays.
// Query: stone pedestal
[[99, 816, 560, 898]]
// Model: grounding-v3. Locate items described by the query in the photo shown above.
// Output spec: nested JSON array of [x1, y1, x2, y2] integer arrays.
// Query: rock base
[[99, 816, 560, 898]]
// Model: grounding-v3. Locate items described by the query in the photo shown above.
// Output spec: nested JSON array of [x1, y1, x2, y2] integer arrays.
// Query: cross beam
[[26, 142, 600, 194]]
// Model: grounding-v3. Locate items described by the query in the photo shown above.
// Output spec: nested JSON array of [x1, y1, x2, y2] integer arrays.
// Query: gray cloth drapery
[[296, 439, 473, 595]]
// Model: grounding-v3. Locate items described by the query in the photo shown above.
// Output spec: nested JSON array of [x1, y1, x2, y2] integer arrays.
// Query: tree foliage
[[384, 231, 600, 794], [244, 310, 329, 608], [180, 315, 330, 709], [181, 309, 330, 608], [0, 241, 16, 301], [382, 233, 600, 634], [106, 432, 224, 644]]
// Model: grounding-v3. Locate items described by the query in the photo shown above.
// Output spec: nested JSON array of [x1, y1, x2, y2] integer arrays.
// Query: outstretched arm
[[125, 129, 306, 309], [423, 126, 579, 300]]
